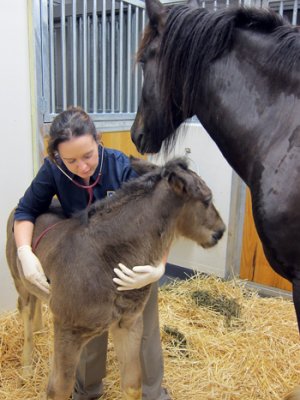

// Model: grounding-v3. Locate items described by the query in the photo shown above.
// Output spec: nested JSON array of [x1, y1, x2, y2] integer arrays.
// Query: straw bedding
[[1, 274, 299, 400]]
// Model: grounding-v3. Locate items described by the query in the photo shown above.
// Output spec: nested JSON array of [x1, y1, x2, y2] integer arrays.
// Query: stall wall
[[149, 123, 233, 278], [0, 4, 235, 313], [0, 2, 33, 312]]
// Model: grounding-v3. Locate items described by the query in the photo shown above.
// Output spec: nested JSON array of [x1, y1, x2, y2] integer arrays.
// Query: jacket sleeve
[[14, 159, 57, 223]]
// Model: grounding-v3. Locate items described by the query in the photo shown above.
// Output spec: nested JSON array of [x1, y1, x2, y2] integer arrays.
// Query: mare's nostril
[[213, 229, 224, 241]]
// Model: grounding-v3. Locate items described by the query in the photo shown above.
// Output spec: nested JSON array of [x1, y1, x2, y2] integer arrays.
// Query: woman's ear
[[96, 132, 102, 144], [54, 151, 63, 165]]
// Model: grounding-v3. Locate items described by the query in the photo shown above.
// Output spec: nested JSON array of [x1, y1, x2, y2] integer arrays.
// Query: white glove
[[17, 245, 50, 295], [113, 261, 165, 291]]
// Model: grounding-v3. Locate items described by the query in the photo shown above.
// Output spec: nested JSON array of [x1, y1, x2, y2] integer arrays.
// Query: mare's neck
[[196, 33, 300, 186]]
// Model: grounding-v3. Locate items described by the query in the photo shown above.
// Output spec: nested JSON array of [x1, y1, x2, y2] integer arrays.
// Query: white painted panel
[[149, 122, 233, 278], [0, 2, 33, 312]]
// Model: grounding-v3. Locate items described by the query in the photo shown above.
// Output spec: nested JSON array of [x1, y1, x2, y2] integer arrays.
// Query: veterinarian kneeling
[[14, 107, 171, 400]]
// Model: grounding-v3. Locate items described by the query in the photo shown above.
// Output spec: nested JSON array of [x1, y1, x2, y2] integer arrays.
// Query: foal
[[6, 157, 225, 400]]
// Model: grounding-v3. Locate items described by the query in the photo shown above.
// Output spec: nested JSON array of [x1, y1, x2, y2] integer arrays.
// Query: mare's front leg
[[284, 280, 300, 400], [47, 321, 86, 400], [111, 314, 143, 400], [292, 279, 300, 332]]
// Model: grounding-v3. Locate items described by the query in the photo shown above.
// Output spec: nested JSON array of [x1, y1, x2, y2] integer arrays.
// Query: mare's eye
[[139, 58, 146, 69]]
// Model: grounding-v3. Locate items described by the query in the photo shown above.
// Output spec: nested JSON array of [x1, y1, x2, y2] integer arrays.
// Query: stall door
[[240, 189, 292, 291]]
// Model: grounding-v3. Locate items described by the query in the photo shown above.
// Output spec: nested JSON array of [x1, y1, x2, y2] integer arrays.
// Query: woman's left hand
[[113, 261, 165, 291]]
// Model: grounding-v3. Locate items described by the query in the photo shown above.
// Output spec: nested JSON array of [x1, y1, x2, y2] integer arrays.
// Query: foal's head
[[131, 157, 225, 248]]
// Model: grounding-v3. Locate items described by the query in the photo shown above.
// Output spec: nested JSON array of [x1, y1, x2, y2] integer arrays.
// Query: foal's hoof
[[19, 365, 34, 383], [284, 386, 300, 400], [16, 365, 34, 388], [123, 387, 142, 400]]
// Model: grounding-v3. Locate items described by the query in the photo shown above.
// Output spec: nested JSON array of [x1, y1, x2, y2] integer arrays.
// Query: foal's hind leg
[[110, 315, 143, 400], [33, 298, 43, 332], [16, 281, 38, 379], [47, 321, 86, 400]]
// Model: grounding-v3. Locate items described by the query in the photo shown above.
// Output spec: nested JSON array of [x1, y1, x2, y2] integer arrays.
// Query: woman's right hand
[[17, 245, 50, 295]]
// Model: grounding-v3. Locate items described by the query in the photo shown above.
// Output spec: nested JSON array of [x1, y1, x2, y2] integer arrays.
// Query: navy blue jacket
[[14, 146, 137, 222]]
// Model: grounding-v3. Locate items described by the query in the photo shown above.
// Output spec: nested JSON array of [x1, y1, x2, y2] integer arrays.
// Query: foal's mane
[[79, 172, 161, 223], [75, 157, 189, 224], [151, 5, 300, 130]]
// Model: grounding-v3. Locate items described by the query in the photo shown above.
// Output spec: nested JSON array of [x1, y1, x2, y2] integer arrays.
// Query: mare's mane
[[139, 5, 300, 144]]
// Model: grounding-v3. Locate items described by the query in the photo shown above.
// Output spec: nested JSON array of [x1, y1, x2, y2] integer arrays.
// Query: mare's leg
[[47, 321, 86, 400], [110, 315, 143, 400], [292, 279, 300, 332], [282, 280, 300, 400]]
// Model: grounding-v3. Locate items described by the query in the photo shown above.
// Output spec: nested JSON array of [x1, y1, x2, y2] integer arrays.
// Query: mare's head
[[132, 0, 294, 154], [131, 157, 225, 248]]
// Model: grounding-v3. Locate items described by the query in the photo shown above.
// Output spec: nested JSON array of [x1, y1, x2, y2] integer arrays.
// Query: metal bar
[[111, 0, 116, 112], [102, 0, 106, 112], [134, 7, 139, 111], [72, 0, 77, 106], [127, 4, 132, 112], [292, 0, 298, 25], [142, 7, 145, 31], [119, 1, 124, 112], [93, 0, 98, 113], [61, 0, 67, 110], [83, 0, 88, 110], [279, 1, 284, 17], [49, 0, 55, 113], [79, 17, 83, 108], [123, 0, 145, 8]]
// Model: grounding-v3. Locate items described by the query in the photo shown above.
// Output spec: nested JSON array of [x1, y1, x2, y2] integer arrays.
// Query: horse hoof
[[284, 386, 300, 400], [123, 387, 142, 400], [17, 365, 33, 386]]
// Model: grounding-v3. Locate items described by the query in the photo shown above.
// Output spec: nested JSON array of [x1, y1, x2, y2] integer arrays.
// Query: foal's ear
[[164, 171, 188, 197], [146, 0, 166, 32], [130, 156, 159, 175]]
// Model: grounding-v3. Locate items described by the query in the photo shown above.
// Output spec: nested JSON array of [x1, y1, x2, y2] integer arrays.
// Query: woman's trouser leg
[[73, 332, 108, 400]]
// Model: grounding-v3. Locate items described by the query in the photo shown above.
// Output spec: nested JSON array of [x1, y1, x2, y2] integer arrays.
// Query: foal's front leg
[[47, 321, 85, 400], [111, 315, 143, 400]]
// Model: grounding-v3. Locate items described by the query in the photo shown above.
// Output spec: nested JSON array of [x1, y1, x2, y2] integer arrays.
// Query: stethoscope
[[54, 143, 105, 207]]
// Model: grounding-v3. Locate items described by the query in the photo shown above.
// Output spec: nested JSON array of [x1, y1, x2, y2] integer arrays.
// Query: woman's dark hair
[[47, 107, 98, 160]]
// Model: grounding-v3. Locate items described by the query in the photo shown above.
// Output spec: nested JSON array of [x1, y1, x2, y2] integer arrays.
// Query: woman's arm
[[14, 220, 34, 247], [14, 219, 50, 295]]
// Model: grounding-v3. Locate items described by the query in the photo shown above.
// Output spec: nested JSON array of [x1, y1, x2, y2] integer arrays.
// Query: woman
[[14, 107, 171, 400]]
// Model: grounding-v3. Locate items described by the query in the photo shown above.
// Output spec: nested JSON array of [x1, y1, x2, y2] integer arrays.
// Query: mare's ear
[[146, 0, 166, 32], [187, 0, 202, 9], [130, 156, 159, 175]]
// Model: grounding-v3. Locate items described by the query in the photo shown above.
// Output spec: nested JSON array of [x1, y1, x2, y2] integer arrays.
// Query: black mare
[[131, 0, 300, 379]]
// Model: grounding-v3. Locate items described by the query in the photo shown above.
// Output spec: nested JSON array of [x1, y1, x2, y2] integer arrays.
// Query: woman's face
[[57, 134, 99, 179]]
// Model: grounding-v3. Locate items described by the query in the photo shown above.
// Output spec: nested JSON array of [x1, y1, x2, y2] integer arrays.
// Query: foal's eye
[[202, 195, 212, 208]]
